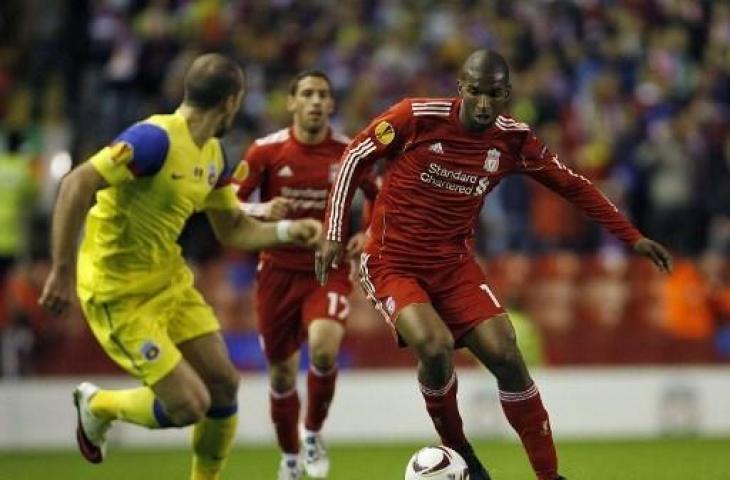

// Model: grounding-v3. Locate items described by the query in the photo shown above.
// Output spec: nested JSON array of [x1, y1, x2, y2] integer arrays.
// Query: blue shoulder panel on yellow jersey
[[115, 123, 169, 177]]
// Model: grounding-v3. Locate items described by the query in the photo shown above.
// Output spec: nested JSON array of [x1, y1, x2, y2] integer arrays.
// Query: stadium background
[[0, 0, 729, 479]]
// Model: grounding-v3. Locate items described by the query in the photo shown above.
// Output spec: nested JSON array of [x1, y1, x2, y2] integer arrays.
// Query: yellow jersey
[[77, 110, 239, 302]]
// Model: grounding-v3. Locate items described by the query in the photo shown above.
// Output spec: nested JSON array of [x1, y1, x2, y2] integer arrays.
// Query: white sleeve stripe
[[413, 112, 451, 116], [412, 101, 452, 106], [412, 105, 451, 110], [327, 138, 376, 241], [331, 141, 376, 240]]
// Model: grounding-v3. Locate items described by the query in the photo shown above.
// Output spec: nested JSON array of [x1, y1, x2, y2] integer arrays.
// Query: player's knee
[[167, 389, 211, 426], [309, 346, 337, 371], [413, 333, 454, 363], [207, 368, 240, 406], [269, 362, 297, 393]]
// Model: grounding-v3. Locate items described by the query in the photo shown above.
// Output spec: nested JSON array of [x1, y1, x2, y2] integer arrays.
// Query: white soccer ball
[[404, 446, 469, 480]]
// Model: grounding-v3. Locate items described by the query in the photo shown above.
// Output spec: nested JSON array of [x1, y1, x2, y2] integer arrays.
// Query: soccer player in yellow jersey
[[38, 53, 321, 480]]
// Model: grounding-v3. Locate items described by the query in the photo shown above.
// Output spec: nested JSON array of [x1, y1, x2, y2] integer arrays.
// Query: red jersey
[[237, 127, 373, 271], [325, 98, 642, 266]]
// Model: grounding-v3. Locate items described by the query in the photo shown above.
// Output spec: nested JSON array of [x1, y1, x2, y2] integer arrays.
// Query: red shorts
[[256, 260, 351, 362], [359, 253, 504, 347]]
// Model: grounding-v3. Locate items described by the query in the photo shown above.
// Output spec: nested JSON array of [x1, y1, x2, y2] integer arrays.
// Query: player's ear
[[286, 94, 296, 113]]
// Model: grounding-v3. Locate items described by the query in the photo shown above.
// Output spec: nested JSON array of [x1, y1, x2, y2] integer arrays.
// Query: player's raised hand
[[345, 232, 368, 259], [634, 237, 673, 274], [288, 218, 322, 248], [262, 197, 293, 221], [38, 268, 73, 316], [316, 239, 343, 285]]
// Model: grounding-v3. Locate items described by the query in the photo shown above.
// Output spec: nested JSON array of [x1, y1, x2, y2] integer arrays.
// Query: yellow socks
[[89, 387, 161, 428], [190, 405, 238, 480]]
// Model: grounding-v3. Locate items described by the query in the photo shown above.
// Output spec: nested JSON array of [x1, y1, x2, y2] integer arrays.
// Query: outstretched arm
[[207, 208, 321, 251], [39, 162, 108, 315], [518, 131, 673, 273]]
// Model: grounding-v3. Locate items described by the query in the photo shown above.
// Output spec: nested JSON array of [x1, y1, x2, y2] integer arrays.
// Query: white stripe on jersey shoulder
[[496, 116, 530, 131], [411, 99, 453, 117], [254, 128, 290, 146], [331, 131, 351, 145]]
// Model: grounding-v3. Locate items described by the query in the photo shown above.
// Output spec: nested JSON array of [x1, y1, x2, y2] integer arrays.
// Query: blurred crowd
[[0, 0, 729, 375]]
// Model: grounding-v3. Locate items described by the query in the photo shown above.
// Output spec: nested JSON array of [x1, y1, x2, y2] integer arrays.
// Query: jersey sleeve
[[516, 131, 643, 245], [203, 143, 240, 211], [325, 99, 412, 242], [89, 123, 169, 185]]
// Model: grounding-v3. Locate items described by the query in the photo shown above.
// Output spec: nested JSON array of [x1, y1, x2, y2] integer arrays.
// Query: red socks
[[500, 384, 558, 480], [305, 365, 338, 431], [420, 371, 469, 449], [270, 388, 300, 454]]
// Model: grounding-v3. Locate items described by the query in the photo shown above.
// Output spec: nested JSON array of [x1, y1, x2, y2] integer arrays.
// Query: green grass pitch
[[1, 438, 728, 479]]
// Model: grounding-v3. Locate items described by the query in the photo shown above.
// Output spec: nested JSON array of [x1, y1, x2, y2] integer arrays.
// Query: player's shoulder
[[494, 115, 531, 132], [330, 130, 351, 145], [407, 97, 456, 117], [115, 118, 171, 157], [254, 128, 291, 147]]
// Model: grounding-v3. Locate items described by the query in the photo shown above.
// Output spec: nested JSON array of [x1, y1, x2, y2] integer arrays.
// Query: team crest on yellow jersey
[[374, 121, 395, 145], [233, 160, 249, 181], [108, 141, 133, 165], [207, 163, 217, 186]]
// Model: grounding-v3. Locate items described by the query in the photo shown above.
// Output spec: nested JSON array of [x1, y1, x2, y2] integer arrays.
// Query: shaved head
[[183, 53, 244, 109], [460, 50, 510, 85], [457, 50, 512, 131]]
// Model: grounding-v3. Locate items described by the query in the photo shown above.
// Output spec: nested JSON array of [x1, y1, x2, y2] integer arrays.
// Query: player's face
[[458, 69, 510, 131], [288, 76, 334, 133], [215, 87, 245, 138]]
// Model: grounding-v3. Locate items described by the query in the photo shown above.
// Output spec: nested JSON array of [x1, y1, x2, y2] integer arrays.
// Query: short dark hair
[[183, 53, 244, 108], [288, 69, 332, 96]]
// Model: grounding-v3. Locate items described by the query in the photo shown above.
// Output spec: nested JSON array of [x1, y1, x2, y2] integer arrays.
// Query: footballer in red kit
[[318, 51, 672, 480], [235, 70, 374, 480]]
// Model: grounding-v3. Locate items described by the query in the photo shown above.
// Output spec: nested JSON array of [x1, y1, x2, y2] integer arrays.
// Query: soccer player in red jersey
[[235, 70, 374, 480], [317, 50, 673, 480]]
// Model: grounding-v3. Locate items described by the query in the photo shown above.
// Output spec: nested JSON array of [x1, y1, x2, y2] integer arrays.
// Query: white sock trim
[[309, 364, 338, 377], [499, 383, 539, 402], [270, 386, 298, 400], [419, 371, 457, 397]]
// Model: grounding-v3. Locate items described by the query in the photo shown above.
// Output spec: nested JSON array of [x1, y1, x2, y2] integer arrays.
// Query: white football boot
[[300, 426, 330, 478], [72, 382, 112, 463]]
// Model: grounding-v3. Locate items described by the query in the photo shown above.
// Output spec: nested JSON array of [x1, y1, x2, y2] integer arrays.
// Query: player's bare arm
[[240, 196, 293, 221], [39, 162, 109, 315], [207, 208, 322, 250]]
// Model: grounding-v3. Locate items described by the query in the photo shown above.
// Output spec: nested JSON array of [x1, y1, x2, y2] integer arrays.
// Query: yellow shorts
[[79, 268, 219, 386]]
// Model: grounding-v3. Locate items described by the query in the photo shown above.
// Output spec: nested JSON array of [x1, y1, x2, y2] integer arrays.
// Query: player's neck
[[177, 105, 219, 147], [292, 123, 328, 145]]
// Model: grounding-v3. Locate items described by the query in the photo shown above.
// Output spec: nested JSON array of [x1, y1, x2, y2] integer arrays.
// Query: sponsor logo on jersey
[[374, 121, 395, 145], [140, 341, 161, 362], [193, 166, 204, 179], [108, 141, 133, 165], [171, 172, 185, 180], [484, 148, 501, 172], [428, 142, 444, 154], [419, 162, 490, 196], [233, 160, 249, 181], [277, 165, 294, 177]]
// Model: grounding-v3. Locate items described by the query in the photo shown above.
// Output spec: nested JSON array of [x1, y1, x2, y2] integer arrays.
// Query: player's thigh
[[303, 267, 350, 358], [360, 254, 438, 345], [80, 294, 182, 387], [462, 313, 530, 381], [396, 303, 454, 352], [430, 258, 505, 347], [256, 265, 310, 362]]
